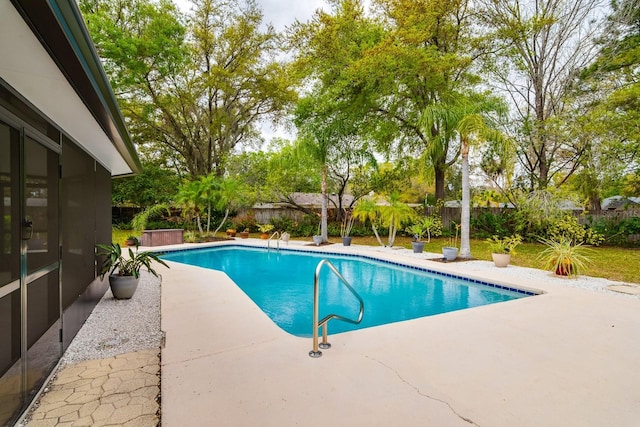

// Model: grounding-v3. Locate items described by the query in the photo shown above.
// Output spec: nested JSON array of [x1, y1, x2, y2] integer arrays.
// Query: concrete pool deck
[[159, 240, 640, 427]]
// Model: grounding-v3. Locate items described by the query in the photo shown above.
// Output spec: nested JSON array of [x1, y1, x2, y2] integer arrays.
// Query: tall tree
[[479, 0, 605, 191], [294, 94, 359, 243], [292, 0, 378, 241], [363, 0, 483, 200], [422, 95, 508, 258], [80, 0, 296, 178], [571, 0, 640, 206], [211, 177, 248, 236], [291, 0, 482, 201]]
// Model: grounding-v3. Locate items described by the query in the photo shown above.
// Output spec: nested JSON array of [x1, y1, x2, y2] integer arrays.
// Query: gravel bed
[[59, 271, 162, 367]]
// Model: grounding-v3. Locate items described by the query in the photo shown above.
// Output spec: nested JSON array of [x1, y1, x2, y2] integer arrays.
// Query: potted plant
[[125, 235, 138, 247], [312, 220, 323, 246], [258, 223, 274, 239], [239, 228, 250, 239], [341, 210, 355, 246], [487, 234, 522, 267], [442, 222, 460, 261], [406, 216, 442, 253], [538, 237, 593, 277], [97, 242, 169, 299], [406, 223, 427, 253]]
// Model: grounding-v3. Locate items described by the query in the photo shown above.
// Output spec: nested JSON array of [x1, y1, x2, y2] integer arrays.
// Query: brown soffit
[[10, 0, 141, 175]]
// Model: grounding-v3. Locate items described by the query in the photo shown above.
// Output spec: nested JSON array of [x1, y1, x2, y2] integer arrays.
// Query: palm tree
[[176, 179, 205, 234], [294, 93, 363, 243], [211, 178, 247, 237], [379, 193, 416, 247], [353, 197, 384, 246], [196, 174, 219, 235], [422, 95, 509, 258]]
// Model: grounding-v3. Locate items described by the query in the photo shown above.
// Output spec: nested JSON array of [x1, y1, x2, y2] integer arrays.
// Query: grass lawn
[[112, 229, 639, 284]]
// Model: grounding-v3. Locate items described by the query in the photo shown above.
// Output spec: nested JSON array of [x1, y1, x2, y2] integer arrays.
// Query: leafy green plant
[[487, 234, 522, 254], [257, 223, 274, 234], [538, 237, 593, 277], [548, 214, 603, 246], [471, 210, 515, 238], [97, 243, 169, 279], [131, 204, 171, 232], [341, 210, 355, 237], [405, 216, 442, 242], [590, 216, 640, 246]]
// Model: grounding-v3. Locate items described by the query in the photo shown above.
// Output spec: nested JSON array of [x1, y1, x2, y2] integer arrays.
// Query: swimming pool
[[161, 245, 534, 337]]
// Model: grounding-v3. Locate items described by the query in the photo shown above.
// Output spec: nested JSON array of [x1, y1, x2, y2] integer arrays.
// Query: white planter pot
[[491, 253, 511, 268], [312, 235, 323, 246], [442, 246, 458, 261]]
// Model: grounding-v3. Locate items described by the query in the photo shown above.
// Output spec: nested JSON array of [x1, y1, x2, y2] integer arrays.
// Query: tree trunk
[[372, 224, 384, 247], [213, 208, 230, 237], [321, 166, 328, 242], [459, 141, 471, 259], [434, 163, 446, 201]]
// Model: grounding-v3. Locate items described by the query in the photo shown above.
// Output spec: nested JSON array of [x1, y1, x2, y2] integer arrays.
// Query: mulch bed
[[304, 242, 336, 247], [427, 257, 476, 263]]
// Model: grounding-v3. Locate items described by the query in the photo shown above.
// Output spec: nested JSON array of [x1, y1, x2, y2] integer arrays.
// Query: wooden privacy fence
[[243, 205, 640, 228], [423, 207, 640, 228]]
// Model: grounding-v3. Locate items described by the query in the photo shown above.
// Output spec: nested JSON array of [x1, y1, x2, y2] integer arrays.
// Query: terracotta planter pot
[[555, 262, 574, 276], [239, 231, 249, 239], [260, 233, 269, 239]]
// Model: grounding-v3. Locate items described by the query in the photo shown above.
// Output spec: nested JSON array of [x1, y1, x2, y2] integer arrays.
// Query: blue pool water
[[161, 246, 533, 337]]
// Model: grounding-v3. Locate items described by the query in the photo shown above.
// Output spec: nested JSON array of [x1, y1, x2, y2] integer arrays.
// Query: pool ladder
[[267, 231, 280, 250], [309, 259, 364, 358]]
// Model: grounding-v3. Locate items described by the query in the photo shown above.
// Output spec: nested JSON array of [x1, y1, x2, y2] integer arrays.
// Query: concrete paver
[[25, 350, 159, 427]]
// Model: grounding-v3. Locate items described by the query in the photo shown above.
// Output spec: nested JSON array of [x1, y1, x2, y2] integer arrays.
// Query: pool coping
[[155, 239, 543, 297], [157, 239, 640, 427]]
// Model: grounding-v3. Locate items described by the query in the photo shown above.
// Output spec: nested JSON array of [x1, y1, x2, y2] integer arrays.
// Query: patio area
[[160, 240, 640, 427]]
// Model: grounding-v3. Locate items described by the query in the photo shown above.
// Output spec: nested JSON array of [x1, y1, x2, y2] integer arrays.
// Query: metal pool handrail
[[309, 259, 364, 358], [267, 231, 280, 250]]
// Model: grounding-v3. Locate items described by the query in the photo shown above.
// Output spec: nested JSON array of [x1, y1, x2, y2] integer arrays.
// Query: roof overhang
[[1, 0, 140, 176]]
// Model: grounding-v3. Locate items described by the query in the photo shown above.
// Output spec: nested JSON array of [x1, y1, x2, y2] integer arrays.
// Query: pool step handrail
[[310, 259, 364, 358], [267, 231, 280, 250]]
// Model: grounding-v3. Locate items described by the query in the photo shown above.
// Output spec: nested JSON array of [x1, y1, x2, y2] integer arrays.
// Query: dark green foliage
[[97, 242, 169, 278], [145, 220, 184, 230], [471, 211, 516, 238], [590, 216, 640, 246], [269, 215, 319, 237], [112, 161, 179, 207]]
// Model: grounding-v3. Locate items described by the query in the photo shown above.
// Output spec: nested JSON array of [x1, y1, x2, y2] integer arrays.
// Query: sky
[[174, 0, 329, 31], [255, 0, 327, 30]]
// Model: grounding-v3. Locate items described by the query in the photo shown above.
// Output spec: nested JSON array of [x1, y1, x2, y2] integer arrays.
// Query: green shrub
[[471, 211, 515, 238], [232, 212, 258, 232], [548, 214, 603, 246], [268, 215, 319, 237], [145, 220, 184, 230], [590, 216, 640, 246]]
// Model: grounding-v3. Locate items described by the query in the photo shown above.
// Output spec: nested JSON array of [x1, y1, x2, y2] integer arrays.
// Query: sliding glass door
[[0, 120, 61, 426]]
